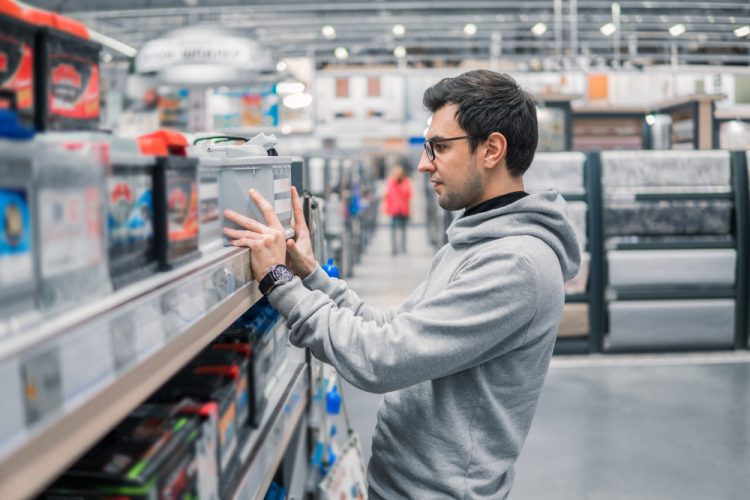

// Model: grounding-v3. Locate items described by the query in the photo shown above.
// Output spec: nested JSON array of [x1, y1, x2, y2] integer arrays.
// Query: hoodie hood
[[446, 189, 581, 281]]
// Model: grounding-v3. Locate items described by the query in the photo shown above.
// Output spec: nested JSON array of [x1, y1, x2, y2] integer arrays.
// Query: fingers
[[248, 189, 283, 230], [290, 187, 309, 234], [291, 186, 304, 225], [223, 227, 261, 240], [224, 209, 268, 233]]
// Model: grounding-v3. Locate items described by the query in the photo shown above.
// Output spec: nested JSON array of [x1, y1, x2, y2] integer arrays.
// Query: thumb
[[286, 239, 299, 256]]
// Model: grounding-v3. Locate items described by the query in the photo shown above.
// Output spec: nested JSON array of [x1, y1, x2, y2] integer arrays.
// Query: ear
[[482, 132, 507, 170]]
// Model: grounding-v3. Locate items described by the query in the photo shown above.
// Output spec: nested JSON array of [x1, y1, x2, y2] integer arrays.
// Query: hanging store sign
[[135, 28, 274, 83]]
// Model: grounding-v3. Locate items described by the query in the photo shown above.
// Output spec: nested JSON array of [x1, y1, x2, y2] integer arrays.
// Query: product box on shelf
[[27, 7, 100, 131], [0, 108, 36, 323], [33, 135, 111, 312], [42, 401, 200, 499], [197, 161, 222, 251], [151, 371, 238, 477], [138, 130, 200, 271], [193, 133, 294, 245], [188, 350, 251, 429], [0, 1, 35, 127], [107, 137, 158, 289]]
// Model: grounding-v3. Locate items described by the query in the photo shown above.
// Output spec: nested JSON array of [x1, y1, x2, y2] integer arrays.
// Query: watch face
[[272, 265, 294, 282]]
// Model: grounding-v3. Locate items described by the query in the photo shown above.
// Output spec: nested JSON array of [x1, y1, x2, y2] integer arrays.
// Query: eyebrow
[[426, 134, 446, 141]]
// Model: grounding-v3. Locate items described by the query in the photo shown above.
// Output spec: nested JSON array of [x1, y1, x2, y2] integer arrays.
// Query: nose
[[417, 149, 434, 174]]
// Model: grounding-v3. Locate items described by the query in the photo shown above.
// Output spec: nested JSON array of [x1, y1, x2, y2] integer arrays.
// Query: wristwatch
[[259, 264, 295, 296]]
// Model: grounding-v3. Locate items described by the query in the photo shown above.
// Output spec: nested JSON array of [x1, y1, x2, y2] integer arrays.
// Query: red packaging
[[0, 0, 35, 126]]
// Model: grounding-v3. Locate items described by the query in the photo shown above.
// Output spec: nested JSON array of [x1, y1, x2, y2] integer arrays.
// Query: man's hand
[[286, 187, 317, 278], [223, 189, 286, 283]]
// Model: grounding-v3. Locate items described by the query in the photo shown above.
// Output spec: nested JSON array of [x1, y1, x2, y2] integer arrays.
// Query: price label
[[0, 358, 27, 458], [20, 345, 63, 427], [61, 319, 114, 406], [109, 313, 137, 372]]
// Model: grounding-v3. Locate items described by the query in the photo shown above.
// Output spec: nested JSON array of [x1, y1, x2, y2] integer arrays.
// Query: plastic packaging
[[33, 136, 112, 312], [193, 134, 295, 245]]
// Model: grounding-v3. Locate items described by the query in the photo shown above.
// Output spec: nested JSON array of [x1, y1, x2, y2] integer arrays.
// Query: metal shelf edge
[[0, 280, 262, 500], [229, 361, 309, 500]]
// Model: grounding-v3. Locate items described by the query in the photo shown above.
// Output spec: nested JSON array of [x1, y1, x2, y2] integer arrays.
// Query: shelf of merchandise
[[598, 151, 749, 352], [228, 355, 310, 500], [0, 247, 261, 500]]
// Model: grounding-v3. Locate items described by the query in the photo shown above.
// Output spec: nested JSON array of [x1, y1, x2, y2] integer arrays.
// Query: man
[[224, 70, 580, 499]]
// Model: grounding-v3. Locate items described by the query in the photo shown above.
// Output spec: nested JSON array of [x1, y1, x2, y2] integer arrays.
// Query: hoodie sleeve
[[269, 249, 540, 394], [301, 264, 425, 326]]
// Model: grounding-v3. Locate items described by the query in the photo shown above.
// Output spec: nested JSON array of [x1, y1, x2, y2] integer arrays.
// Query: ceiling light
[[322, 25, 336, 39], [276, 81, 305, 94], [334, 47, 349, 60], [531, 22, 548, 36], [669, 24, 686, 37], [463, 23, 477, 36], [392, 24, 405, 37], [393, 46, 407, 58], [276, 61, 287, 72], [282, 92, 313, 109], [600, 23, 617, 36], [88, 29, 137, 58], [645, 114, 656, 126], [734, 25, 750, 38]]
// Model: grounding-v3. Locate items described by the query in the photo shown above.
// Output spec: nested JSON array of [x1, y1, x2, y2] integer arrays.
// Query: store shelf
[[561, 193, 587, 202], [605, 191, 733, 202], [229, 358, 310, 500], [606, 239, 735, 251], [0, 247, 259, 500], [565, 293, 589, 303], [607, 287, 736, 301]]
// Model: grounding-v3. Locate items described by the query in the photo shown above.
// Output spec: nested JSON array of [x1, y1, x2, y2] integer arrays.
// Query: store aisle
[[339, 177, 436, 464]]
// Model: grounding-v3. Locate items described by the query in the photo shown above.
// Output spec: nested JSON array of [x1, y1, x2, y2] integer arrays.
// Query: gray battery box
[[196, 144, 294, 245]]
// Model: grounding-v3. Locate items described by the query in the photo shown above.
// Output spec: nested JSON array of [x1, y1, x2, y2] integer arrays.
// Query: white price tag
[[109, 313, 137, 372], [20, 345, 63, 428], [133, 299, 166, 361], [61, 320, 115, 406], [0, 358, 27, 458]]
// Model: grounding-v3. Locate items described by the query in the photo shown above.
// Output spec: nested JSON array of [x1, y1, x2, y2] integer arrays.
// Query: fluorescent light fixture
[[600, 22, 617, 36], [531, 22, 548, 36], [322, 25, 336, 39], [276, 61, 287, 72], [334, 47, 349, 60], [734, 25, 750, 38], [393, 46, 407, 58], [463, 23, 477, 36], [283, 92, 313, 109], [276, 81, 305, 94], [88, 29, 137, 58], [669, 24, 686, 37], [392, 24, 406, 37], [645, 114, 656, 126]]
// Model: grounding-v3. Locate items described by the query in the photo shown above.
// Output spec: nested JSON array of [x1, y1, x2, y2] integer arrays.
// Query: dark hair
[[422, 70, 538, 177]]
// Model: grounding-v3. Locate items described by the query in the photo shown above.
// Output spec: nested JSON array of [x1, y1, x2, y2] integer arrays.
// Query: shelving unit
[[597, 150, 747, 352], [524, 151, 599, 354], [0, 247, 259, 499]]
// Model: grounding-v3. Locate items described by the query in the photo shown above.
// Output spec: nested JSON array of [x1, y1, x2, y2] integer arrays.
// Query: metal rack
[[0, 246, 314, 499]]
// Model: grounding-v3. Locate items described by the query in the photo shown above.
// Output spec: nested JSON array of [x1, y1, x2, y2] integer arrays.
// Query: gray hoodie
[[269, 189, 581, 499]]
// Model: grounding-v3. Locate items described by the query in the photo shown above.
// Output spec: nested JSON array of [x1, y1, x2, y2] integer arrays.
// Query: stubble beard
[[438, 163, 483, 211]]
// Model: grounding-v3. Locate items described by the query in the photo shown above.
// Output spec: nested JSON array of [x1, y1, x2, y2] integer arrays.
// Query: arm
[[301, 264, 428, 325], [269, 250, 539, 394]]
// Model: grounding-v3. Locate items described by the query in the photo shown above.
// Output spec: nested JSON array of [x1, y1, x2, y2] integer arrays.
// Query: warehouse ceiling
[[21, 0, 750, 68]]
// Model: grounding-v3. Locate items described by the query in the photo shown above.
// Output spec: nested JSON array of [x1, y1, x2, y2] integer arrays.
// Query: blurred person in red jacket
[[384, 165, 412, 255]]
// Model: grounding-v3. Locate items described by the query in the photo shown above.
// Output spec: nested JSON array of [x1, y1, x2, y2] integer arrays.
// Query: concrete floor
[[338, 179, 750, 499]]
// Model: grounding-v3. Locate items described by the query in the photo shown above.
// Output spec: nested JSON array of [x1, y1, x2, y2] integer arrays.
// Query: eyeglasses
[[423, 135, 477, 161]]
